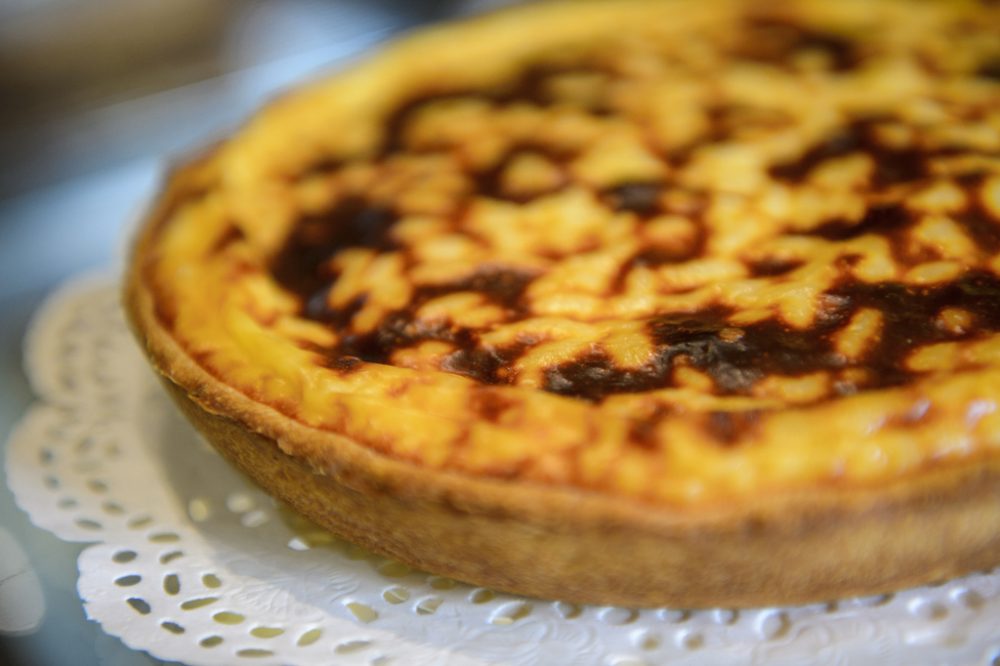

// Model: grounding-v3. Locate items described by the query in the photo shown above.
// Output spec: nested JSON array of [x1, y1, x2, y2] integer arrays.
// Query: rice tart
[[124, 0, 1000, 608]]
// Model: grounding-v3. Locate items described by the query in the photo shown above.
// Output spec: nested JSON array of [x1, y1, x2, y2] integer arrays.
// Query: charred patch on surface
[[769, 129, 862, 182], [305, 292, 367, 328], [651, 313, 840, 394], [325, 355, 364, 374], [957, 206, 1000, 256], [334, 312, 453, 365], [271, 197, 397, 301], [956, 174, 1000, 254], [461, 269, 535, 311], [804, 204, 911, 242], [441, 344, 525, 385], [544, 350, 668, 401], [316, 268, 534, 378], [611, 242, 707, 293], [769, 119, 937, 187], [418, 268, 536, 314], [830, 271, 1000, 384]]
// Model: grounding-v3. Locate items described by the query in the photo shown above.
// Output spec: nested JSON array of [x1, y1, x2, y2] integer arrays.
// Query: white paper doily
[[6, 275, 1000, 666]]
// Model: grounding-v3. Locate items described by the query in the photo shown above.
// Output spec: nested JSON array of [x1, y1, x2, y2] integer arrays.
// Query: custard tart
[[125, 0, 1000, 607]]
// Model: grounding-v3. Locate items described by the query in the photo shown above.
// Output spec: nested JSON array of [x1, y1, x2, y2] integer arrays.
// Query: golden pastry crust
[[126, 0, 1000, 606]]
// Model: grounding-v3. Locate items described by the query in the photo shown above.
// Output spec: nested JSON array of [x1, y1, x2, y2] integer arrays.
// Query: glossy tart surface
[[128, 0, 1000, 606]]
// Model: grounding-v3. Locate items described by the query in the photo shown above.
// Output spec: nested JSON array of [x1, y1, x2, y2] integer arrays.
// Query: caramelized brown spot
[[805, 203, 911, 242], [442, 344, 524, 385], [470, 389, 516, 422], [748, 257, 804, 277], [379, 63, 605, 156], [272, 198, 397, 299], [321, 269, 533, 377], [736, 17, 859, 72], [651, 313, 839, 395], [544, 350, 666, 401], [705, 410, 762, 446], [336, 313, 451, 366], [611, 244, 705, 293], [471, 146, 570, 202], [508, 62, 613, 112], [627, 404, 673, 450], [769, 119, 934, 187], [956, 177, 1000, 254], [211, 226, 246, 254], [976, 57, 1000, 81], [604, 182, 662, 215], [831, 272, 1000, 385], [440, 268, 535, 312], [326, 355, 363, 373], [769, 125, 867, 182]]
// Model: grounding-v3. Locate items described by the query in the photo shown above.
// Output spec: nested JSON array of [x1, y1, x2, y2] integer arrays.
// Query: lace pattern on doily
[[6, 275, 1000, 666]]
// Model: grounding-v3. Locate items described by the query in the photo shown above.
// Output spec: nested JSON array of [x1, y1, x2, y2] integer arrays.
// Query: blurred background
[[0, 2, 514, 664]]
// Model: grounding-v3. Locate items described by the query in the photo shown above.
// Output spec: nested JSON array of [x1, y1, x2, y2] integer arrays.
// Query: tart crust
[[125, 0, 1000, 607]]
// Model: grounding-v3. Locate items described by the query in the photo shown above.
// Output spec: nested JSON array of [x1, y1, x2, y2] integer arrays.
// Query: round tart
[[125, 0, 1000, 607]]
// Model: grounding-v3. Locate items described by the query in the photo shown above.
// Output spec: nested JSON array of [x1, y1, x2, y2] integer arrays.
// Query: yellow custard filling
[[144, 0, 1000, 504]]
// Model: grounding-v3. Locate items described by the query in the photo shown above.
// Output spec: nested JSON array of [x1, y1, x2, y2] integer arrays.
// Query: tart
[[125, 0, 1000, 607]]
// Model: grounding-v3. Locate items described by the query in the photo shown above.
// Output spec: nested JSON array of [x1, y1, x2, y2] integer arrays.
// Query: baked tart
[[125, 0, 1000, 607]]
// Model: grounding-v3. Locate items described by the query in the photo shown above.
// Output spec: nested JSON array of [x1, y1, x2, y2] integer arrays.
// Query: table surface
[[0, 3, 505, 663]]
